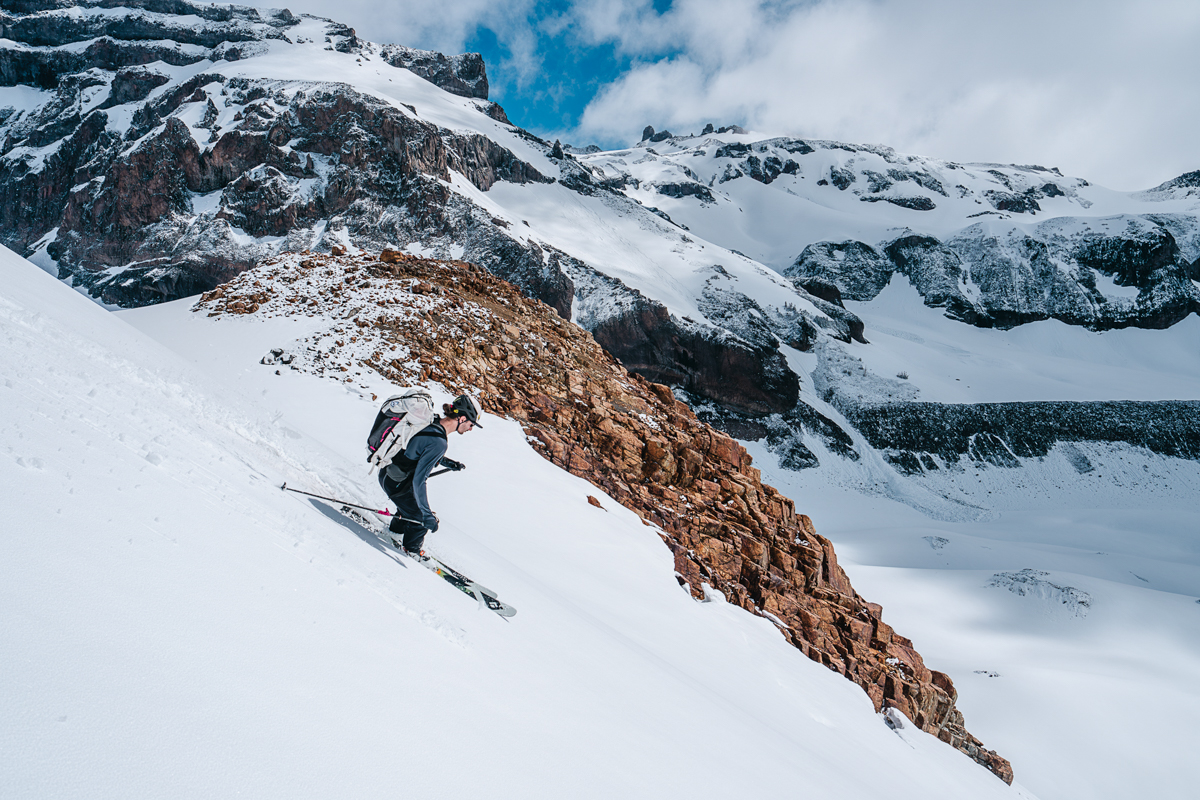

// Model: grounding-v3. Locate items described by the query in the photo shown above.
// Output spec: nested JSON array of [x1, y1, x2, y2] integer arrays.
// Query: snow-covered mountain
[[0, 244, 1029, 799], [3, 2, 1198, 445], [602, 126, 1200, 331], [183, 246, 1022, 781], [4, 3, 1200, 798], [0, 1, 536, 301]]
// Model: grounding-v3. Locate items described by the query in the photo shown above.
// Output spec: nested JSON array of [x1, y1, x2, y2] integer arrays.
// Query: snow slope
[[1, 244, 1027, 798], [840, 277, 1200, 403], [740, 307, 1200, 800], [782, 273, 1200, 408], [4, 8, 1197, 797], [752, 454, 1200, 800]]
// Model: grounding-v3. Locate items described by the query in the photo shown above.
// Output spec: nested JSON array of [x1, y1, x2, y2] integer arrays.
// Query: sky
[[254, 0, 1200, 191]]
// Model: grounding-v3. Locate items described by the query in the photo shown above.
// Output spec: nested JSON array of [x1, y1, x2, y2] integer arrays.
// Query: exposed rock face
[[0, 3, 502, 304], [985, 190, 1039, 214], [1, 0, 296, 48], [794, 276, 845, 306], [686, 394, 861, 471], [1144, 169, 1200, 197], [710, 141, 800, 185], [2, 57, 545, 305], [843, 400, 1200, 475], [588, 294, 799, 416], [786, 241, 893, 301], [862, 194, 935, 211], [654, 180, 715, 203], [792, 215, 1200, 330], [378, 44, 489, 99], [884, 234, 981, 323], [942, 218, 1199, 329], [196, 250, 1014, 783], [101, 66, 170, 106], [0, 0, 298, 87], [0, 0, 486, 98]]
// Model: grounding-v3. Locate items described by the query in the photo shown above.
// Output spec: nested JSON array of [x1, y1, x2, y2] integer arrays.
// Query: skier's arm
[[410, 436, 448, 527]]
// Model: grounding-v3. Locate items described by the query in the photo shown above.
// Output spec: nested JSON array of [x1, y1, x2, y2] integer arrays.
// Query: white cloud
[[245, 0, 1200, 189], [568, 0, 1200, 190]]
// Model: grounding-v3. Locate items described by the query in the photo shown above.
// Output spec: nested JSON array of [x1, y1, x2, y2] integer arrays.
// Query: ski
[[338, 505, 516, 617], [414, 554, 516, 617]]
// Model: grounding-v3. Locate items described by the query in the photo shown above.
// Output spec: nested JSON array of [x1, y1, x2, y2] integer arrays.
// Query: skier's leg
[[379, 472, 427, 552], [379, 472, 415, 527], [391, 487, 422, 533], [401, 523, 428, 553], [394, 486, 427, 552]]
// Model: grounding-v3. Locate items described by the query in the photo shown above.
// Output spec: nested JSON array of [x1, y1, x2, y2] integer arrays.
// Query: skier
[[377, 394, 482, 557]]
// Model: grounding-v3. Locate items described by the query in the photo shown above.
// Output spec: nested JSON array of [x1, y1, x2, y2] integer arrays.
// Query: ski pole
[[280, 482, 414, 519]]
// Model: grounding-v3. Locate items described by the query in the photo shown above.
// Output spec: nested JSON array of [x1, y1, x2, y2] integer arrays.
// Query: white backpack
[[366, 390, 435, 474]]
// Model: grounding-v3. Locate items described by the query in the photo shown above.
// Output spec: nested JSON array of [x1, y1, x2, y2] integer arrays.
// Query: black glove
[[422, 512, 439, 532], [439, 457, 465, 471]]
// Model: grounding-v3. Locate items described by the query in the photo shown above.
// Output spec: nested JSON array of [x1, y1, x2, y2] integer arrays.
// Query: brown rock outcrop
[[197, 251, 1013, 784]]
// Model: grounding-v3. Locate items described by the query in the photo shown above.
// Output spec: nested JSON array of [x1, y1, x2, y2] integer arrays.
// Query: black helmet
[[450, 394, 482, 427]]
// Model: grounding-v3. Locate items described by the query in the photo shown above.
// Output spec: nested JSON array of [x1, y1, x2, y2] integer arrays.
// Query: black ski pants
[[378, 470, 430, 552]]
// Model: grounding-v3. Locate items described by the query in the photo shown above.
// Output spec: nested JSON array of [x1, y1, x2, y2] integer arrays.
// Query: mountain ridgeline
[[5, 2, 1200, 484]]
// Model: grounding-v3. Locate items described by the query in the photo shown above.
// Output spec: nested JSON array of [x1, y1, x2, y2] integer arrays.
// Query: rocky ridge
[[194, 249, 1014, 783]]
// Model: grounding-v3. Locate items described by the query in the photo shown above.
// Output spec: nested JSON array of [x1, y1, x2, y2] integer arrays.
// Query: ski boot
[[402, 546, 430, 562]]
